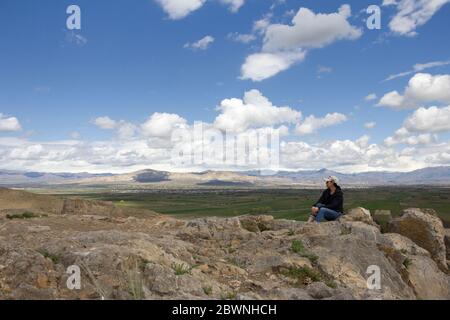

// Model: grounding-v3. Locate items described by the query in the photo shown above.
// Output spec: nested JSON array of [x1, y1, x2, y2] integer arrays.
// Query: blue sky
[[0, 0, 450, 173]]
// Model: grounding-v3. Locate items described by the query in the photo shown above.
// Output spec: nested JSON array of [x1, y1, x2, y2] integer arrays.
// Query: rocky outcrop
[[388, 208, 447, 270], [340, 207, 379, 228], [0, 189, 449, 300]]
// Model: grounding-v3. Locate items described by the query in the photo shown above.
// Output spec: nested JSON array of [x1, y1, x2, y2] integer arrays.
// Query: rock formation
[[0, 188, 448, 300]]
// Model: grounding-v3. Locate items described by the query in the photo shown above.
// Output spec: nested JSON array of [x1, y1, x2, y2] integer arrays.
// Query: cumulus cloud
[[262, 5, 362, 52], [295, 113, 347, 135], [93, 116, 117, 130], [240, 5, 361, 81], [214, 89, 301, 133], [384, 0, 450, 36], [184, 35, 215, 50], [384, 105, 450, 147], [141, 112, 188, 138], [155, 0, 206, 19], [240, 51, 306, 82], [378, 73, 450, 109], [92, 116, 137, 139], [3, 91, 450, 174], [155, 0, 245, 19], [385, 132, 437, 146], [404, 105, 450, 133], [0, 114, 21, 132]]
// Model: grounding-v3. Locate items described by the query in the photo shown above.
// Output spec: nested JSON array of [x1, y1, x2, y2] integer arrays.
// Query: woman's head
[[324, 176, 339, 189]]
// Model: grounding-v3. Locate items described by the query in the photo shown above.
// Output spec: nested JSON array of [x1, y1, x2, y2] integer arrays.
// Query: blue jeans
[[315, 207, 342, 222]]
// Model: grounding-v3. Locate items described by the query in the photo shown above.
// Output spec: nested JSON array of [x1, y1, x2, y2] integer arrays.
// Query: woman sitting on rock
[[307, 176, 344, 223]]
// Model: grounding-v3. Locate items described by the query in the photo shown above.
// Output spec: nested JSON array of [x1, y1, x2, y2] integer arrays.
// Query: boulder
[[340, 207, 378, 228], [388, 208, 447, 270], [405, 255, 450, 300], [308, 235, 415, 299]]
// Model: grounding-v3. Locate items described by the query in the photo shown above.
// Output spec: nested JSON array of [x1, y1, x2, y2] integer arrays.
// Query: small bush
[[172, 262, 191, 276], [203, 286, 212, 296], [37, 249, 60, 264], [403, 257, 412, 269], [291, 240, 319, 264], [221, 291, 237, 300], [226, 256, 246, 268], [282, 266, 322, 284], [7, 211, 43, 220]]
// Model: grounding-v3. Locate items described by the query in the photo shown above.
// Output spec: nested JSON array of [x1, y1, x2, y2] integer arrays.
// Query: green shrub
[[37, 249, 60, 264], [403, 257, 412, 269], [172, 262, 192, 275], [7, 211, 44, 220], [282, 266, 322, 283], [221, 291, 237, 300], [291, 240, 319, 264], [203, 286, 212, 295]]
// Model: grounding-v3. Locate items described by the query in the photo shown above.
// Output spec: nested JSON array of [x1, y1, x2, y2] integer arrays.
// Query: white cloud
[[155, 0, 206, 19], [240, 5, 361, 81], [295, 113, 347, 135], [384, 132, 437, 146], [378, 91, 406, 109], [70, 131, 81, 139], [116, 122, 137, 140], [2, 91, 450, 174], [384, 105, 450, 147], [385, 0, 450, 36], [404, 105, 450, 133], [184, 35, 215, 50], [364, 93, 377, 101], [0, 114, 22, 132], [253, 15, 272, 34], [240, 51, 306, 82], [378, 73, 450, 109], [365, 122, 377, 129], [227, 32, 256, 44], [155, 0, 245, 19], [93, 116, 117, 130], [214, 89, 301, 133], [220, 0, 245, 12], [93, 116, 137, 140], [384, 60, 450, 81], [262, 5, 362, 52], [141, 112, 188, 138]]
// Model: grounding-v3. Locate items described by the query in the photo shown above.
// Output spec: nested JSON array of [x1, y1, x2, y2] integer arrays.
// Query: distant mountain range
[[1, 166, 450, 188]]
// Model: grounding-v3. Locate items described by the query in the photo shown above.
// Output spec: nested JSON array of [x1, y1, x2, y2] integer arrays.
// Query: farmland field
[[48, 187, 450, 227]]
